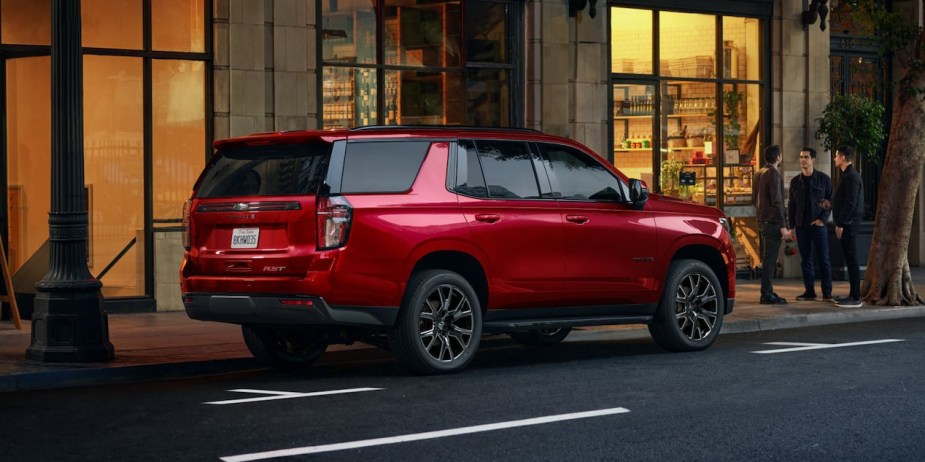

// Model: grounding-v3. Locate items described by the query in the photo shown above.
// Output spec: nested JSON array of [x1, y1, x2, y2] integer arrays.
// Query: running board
[[482, 315, 654, 334]]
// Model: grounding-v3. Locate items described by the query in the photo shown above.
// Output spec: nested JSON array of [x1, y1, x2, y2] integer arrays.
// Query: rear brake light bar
[[196, 201, 301, 212], [182, 199, 192, 251]]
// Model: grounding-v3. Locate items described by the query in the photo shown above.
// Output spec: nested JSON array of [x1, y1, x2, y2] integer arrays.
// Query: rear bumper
[[182, 293, 398, 328]]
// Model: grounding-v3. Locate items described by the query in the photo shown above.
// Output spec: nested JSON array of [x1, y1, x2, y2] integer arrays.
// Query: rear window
[[341, 141, 430, 193], [195, 142, 330, 198]]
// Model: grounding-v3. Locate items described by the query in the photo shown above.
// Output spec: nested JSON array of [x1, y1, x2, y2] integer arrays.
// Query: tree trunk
[[862, 70, 925, 305]]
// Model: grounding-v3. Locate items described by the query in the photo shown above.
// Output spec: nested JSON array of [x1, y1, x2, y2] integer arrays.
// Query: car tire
[[510, 328, 571, 347], [242, 325, 328, 368], [389, 270, 482, 375], [648, 259, 724, 352]]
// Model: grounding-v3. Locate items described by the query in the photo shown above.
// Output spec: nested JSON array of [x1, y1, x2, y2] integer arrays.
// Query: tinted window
[[474, 140, 540, 199], [196, 142, 330, 198], [342, 141, 430, 193], [539, 143, 625, 201], [455, 140, 488, 197]]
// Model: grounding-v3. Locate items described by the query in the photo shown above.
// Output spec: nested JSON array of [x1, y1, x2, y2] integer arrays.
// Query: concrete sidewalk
[[3, 271, 925, 392]]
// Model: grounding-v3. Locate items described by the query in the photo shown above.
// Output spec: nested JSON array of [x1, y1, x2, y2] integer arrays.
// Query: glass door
[[612, 83, 657, 189]]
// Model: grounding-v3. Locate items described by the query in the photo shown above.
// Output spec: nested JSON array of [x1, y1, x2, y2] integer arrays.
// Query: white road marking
[[220, 407, 632, 462], [204, 387, 382, 405], [752, 339, 905, 354]]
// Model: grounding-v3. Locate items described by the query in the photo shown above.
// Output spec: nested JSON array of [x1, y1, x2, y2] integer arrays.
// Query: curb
[[0, 357, 262, 393], [3, 306, 925, 393]]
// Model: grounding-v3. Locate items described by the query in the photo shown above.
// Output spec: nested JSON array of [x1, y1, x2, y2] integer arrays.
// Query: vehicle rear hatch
[[188, 140, 331, 277]]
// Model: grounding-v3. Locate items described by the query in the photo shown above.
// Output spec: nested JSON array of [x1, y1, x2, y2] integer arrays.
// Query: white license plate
[[231, 228, 260, 249]]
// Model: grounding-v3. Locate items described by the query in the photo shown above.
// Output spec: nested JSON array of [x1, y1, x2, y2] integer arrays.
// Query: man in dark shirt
[[827, 145, 864, 308], [787, 147, 833, 301], [752, 145, 788, 305]]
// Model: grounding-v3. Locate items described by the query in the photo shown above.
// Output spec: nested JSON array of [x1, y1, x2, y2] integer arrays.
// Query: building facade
[[0, 0, 920, 315]]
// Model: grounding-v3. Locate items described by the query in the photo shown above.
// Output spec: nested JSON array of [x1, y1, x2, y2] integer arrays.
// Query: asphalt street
[[2, 317, 923, 462]]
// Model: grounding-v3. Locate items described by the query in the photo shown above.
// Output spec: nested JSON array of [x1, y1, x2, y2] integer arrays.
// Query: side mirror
[[629, 179, 648, 210]]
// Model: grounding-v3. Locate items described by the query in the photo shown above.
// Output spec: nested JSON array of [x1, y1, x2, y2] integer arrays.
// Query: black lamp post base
[[26, 290, 114, 362]]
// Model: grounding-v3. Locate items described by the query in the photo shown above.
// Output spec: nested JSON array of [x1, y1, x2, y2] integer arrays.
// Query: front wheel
[[242, 325, 328, 368], [510, 328, 571, 347], [388, 270, 482, 375], [648, 259, 724, 352]]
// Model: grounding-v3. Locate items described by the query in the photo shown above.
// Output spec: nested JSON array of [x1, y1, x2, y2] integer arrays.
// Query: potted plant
[[815, 93, 886, 163], [722, 90, 743, 151]]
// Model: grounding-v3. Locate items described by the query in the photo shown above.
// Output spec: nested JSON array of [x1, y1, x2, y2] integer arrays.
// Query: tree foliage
[[815, 94, 886, 163]]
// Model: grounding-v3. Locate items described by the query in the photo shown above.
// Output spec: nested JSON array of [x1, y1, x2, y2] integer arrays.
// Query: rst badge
[[231, 228, 259, 249]]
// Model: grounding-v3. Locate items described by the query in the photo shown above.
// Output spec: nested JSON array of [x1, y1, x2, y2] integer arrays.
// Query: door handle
[[474, 214, 501, 223], [566, 215, 589, 224]]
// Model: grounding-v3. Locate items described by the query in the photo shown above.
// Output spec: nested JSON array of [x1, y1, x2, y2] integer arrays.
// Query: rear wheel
[[648, 259, 724, 352], [389, 270, 482, 374], [510, 328, 571, 347], [242, 325, 328, 368]]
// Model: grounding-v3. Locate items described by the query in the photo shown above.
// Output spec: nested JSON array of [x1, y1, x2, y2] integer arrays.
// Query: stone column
[[26, 0, 113, 362]]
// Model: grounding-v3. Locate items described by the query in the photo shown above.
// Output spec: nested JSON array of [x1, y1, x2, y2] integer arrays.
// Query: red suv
[[181, 126, 736, 374]]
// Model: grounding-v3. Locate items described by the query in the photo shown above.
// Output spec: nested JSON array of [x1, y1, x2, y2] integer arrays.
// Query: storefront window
[[322, 1, 517, 128], [611, 6, 764, 214], [82, 0, 142, 49], [1, 0, 50, 45], [610, 8, 652, 74]]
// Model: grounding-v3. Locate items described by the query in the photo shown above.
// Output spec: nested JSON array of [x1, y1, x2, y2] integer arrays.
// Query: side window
[[474, 140, 541, 199], [341, 140, 430, 193], [538, 143, 625, 202], [455, 140, 488, 197]]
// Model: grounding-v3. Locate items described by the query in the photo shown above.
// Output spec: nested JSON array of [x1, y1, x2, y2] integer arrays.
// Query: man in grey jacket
[[752, 145, 789, 305]]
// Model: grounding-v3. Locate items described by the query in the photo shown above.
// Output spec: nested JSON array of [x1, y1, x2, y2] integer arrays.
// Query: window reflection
[[660, 12, 715, 79], [475, 141, 540, 199], [384, 1, 461, 68], [82, 0, 142, 49], [152, 0, 205, 52], [722, 16, 760, 80], [84, 56, 144, 297], [1, 0, 50, 45], [153, 60, 205, 221], [466, 2, 508, 63], [467, 69, 509, 126], [5, 58, 51, 274], [610, 8, 652, 74]]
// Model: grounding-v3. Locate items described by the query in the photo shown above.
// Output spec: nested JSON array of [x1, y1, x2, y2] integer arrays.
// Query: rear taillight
[[316, 195, 352, 250], [182, 199, 192, 250]]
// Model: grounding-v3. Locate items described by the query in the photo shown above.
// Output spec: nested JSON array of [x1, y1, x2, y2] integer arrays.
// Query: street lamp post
[[26, 0, 113, 362]]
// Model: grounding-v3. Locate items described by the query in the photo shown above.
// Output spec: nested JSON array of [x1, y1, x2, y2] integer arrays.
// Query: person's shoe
[[760, 295, 788, 305], [795, 292, 817, 301], [822, 294, 835, 302], [835, 297, 863, 308]]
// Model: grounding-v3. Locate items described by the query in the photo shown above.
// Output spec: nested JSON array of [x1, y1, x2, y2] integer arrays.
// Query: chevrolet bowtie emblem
[[233, 203, 250, 211]]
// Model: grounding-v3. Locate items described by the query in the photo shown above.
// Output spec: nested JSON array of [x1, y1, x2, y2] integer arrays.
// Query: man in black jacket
[[828, 145, 864, 308], [787, 147, 833, 301], [752, 145, 789, 304]]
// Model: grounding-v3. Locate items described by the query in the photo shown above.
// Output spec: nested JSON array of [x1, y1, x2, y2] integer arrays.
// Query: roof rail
[[349, 125, 541, 133]]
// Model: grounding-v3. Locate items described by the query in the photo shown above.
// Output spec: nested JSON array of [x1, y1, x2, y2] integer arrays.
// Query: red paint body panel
[[181, 128, 737, 326]]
